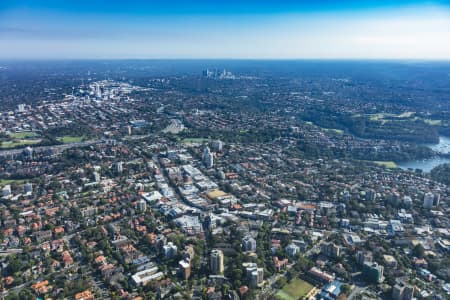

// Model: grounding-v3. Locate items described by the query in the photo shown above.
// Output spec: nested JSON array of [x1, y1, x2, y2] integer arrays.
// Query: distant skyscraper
[[242, 236, 257, 252], [137, 199, 147, 212], [93, 171, 101, 182], [423, 192, 434, 209], [17, 104, 26, 112], [23, 146, 33, 159], [116, 161, 123, 174], [202, 69, 235, 79], [402, 196, 413, 208], [433, 193, 440, 206], [95, 83, 102, 98], [212, 140, 223, 152], [365, 189, 376, 201], [210, 249, 224, 274], [2, 185, 12, 197], [203, 146, 214, 168], [24, 182, 33, 194]]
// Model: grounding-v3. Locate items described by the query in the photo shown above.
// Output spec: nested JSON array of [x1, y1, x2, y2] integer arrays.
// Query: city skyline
[[1, 0, 450, 59]]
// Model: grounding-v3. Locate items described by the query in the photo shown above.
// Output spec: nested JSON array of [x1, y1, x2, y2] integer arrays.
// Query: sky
[[1, 0, 450, 59]]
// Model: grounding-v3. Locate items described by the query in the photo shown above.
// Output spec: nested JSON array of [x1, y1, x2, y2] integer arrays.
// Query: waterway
[[398, 136, 450, 172]]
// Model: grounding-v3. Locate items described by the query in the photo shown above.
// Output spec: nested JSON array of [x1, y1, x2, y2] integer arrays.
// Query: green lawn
[[0, 179, 26, 187], [0, 139, 41, 149], [181, 138, 209, 144], [373, 161, 398, 168], [56, 136, 85, 143], [9, 132, 38, 139], [276, 279, 314, 300], [366, 113, 442, 127], [303, 121, 343, 134], [358, 160, 398, 169], [323, 128, 344, 134]]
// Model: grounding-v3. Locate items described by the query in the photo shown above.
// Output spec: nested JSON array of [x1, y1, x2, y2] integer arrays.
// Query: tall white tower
[[210, 249, 224, 274], [423, 192, 434, 209], [203, 146, 214, 168]]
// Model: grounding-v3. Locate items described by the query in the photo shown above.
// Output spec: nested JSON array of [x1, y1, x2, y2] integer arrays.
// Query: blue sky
[[1, 1, 450, 59]]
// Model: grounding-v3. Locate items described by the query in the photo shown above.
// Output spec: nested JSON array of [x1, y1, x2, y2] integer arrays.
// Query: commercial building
[[321, 242, 342, 258], [210, 249, 224, 274], [423, 193, 434, 209], [2, 185, 11, 197], [131, 267, 164, 286], [286, 243, 300, 257], [179, 259, 191, 280], [137, 199, 147, 212], [243, 262, 264, 287], [318, 280, 344, 300], [212, 140, 223, 152], [383, 255, 398, 268], [242, 236, 257, 252], [203, 146, 214, 168], [116, 161, 123, 174], [392, 283, 414, 300], [356, 251, 373, 265], [309, 267, 335, 283], [163, 242, 177, 259], [24, 182, 33, 194], [363, 262, 384, 284]]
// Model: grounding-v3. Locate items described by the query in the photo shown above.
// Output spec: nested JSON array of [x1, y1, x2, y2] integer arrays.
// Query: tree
[[7, 256, 23, 275], [18, 289, 34, 300], [341, 284, 351, 295], [413, 244, 425, 259], [222, 283, 230, 295], [275, 277, 287, 289]]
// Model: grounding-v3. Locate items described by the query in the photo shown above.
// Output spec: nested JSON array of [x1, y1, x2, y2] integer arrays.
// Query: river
[[398, 136, 450, 172]]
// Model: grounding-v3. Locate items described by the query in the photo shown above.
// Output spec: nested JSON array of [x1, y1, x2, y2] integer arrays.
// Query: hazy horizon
[[1, 1, 450, 60]]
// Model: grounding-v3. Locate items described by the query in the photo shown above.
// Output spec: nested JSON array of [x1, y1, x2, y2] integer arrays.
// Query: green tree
[[7, 256, 23, 274], [341, 284, 352, 295], [413, 244, 425, 259], [18, 289, 34, 300]]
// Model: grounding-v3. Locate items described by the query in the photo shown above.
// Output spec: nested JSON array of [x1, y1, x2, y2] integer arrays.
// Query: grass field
[[373, 161, 398, 168], [276, 278, 314, 300], [366, 113, 442, 127], [181, 138, 209, 144], [323, 128, 344, 134], [56, 136, 85, 143], [9, 132, 38, 139], [0, 139, 41, 149], [0, 179, 26, 187], [303, 121, 343, 134]]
